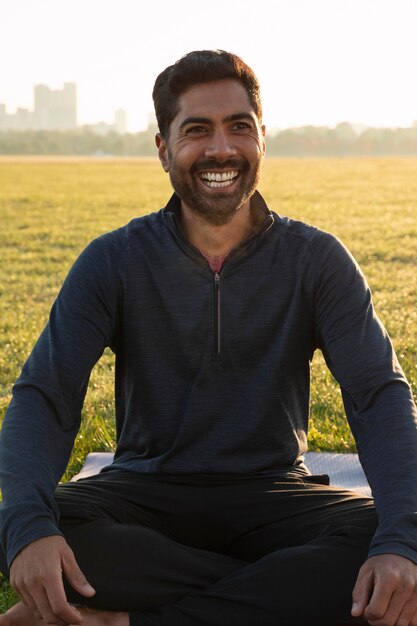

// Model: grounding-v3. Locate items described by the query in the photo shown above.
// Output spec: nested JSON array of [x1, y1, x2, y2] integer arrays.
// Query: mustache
[[192, 158, 247, 173]]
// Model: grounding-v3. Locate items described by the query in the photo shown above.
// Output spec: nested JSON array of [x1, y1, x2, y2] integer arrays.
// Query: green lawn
[[0, 156, 416, 608]]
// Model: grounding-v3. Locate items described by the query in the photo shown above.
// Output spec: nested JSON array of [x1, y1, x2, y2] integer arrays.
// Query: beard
[[168, 156, 263, 226]]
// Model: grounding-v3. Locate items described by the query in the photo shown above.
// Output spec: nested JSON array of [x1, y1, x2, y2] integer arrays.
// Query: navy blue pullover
[[1, 191, 417, 569]]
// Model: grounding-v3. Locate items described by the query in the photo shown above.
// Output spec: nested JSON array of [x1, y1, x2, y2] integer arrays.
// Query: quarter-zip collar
[[162, 190, 275, 272]]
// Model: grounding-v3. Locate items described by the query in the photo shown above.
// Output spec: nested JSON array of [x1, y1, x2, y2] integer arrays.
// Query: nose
[[205, 128, 237, 161]]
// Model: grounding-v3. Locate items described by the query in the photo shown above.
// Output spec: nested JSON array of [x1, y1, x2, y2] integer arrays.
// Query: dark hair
[[152, 50, 262, 139]]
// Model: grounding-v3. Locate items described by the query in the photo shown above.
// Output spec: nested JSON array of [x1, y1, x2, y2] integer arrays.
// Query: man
[[1, 50, 417, 626]]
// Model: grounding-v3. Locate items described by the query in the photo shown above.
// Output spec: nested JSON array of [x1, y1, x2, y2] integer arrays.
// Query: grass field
[[0, 156, 416, 609]]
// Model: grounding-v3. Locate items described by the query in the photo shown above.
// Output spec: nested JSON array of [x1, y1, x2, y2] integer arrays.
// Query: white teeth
[[200, 170, 238, 182], [207, 180, 233, 187]]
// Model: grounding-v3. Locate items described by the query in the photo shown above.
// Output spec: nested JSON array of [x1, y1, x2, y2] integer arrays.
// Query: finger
[[363, 575, 396, 623], [352, 567, 374, 617], [44, 576, 84, 625], [398, 605, 417, 626], [15, 564, 78, 625], [373, 589, 405, 626], [18, 589, 43, 620], [411, 605, 417, 626], [11, 580, 41, 617], [62, 550, 95, 598], [31, 585, 68, 625], [396, 593, 417, 626]]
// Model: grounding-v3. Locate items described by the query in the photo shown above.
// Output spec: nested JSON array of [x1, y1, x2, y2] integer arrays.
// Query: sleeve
[[312, 231, 417, 564], [0, 234, 120, 569]]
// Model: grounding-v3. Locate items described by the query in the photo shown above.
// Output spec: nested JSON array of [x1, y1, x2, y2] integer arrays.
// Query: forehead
[[173, 79, 256, 125]]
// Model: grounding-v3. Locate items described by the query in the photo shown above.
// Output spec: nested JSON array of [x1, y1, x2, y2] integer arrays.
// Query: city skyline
[[1, 0, 417, 133], [2, 77, 417, 137], [0, 83, 127, 134]]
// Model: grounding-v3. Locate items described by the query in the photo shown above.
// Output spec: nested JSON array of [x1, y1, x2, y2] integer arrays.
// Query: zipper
[[213, 272, 221, 356]]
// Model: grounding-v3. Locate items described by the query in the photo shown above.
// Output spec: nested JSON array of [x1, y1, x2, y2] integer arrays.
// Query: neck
[[179, 197, 263, 258]]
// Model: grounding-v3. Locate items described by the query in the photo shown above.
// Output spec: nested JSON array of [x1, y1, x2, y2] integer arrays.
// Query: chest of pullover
[[14, 191, 413, 478], [111, 203, 315, 473]]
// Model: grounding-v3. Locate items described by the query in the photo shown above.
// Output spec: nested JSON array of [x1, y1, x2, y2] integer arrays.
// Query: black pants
[[39, 469, 376, 626]]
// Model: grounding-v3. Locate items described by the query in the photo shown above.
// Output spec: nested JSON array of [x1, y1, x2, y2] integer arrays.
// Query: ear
[[261, 125, 266, 156], [155, 133, 170, 172]]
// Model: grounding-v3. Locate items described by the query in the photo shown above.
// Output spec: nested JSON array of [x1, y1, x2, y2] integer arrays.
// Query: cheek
[[235, 134, 265, 155], [171, 144, 203, 170]]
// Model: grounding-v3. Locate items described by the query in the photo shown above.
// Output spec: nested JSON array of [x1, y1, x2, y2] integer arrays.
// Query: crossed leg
[[1, 471, 376, 625]]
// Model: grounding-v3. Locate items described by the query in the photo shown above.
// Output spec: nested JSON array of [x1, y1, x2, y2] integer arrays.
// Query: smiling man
[[1, 50, 417, 626]]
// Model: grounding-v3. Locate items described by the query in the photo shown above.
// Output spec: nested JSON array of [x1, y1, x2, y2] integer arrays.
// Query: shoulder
[[94, 209, 165, 253], [274, 213, 338, 248], [271, 213, 350, 263], [61, 210, 166, 291], [268, 213, 366, 295], [75, 209, 168, 272]]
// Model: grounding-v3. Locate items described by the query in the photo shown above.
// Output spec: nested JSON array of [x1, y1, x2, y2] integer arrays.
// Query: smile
[[199, 170, 239, 188]]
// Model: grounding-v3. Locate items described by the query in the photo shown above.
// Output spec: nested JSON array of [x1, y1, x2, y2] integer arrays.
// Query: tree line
[[1, 122, 417, 156]]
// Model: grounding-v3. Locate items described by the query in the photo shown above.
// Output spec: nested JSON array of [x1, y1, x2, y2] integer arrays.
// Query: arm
[[312, 232, 417, 623], [313, 232, 417, 562], [0, 234, 120, 579]]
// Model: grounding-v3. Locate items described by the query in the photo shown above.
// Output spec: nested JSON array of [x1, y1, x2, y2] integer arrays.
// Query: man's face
[[156, 79, 266, 226]]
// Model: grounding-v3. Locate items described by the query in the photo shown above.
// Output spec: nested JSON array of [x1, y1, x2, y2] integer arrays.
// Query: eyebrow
[[179, 112, 256, 130]]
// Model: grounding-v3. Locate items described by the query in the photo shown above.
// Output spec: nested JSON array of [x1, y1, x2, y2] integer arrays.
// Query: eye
[[232, 121, 252, 131], [186, 125, 209, 134]]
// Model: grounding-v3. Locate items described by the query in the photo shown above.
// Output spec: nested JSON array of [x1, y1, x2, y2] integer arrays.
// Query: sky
[[1, 0, 417, 133]]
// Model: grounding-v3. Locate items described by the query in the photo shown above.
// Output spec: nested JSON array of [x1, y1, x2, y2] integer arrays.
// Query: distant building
[[85, 121, 113, 136], [84, 109, 128, 135], [0, 104, 7, 130], [114, 109, 127, 134], [33, 83, 77, 131], [0, 104, 33, 131]]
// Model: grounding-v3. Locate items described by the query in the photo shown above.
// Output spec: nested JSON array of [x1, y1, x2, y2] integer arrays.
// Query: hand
[[352, 554, 417, 626], [9, 535, 95, 625]]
